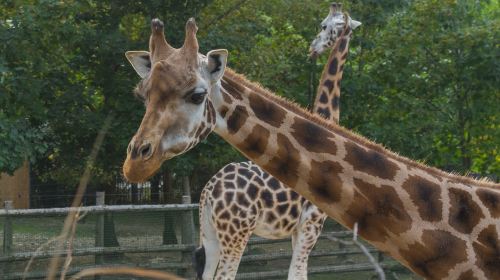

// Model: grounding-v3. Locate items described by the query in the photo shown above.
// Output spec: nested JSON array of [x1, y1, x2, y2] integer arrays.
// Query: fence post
[[95, 192, 105, 278], [181, 195, 195, 244], [180, 186, 195, 277], [378, 251, 384, 263], [1, 201, 13, 277], [3, 201, 13, 256]]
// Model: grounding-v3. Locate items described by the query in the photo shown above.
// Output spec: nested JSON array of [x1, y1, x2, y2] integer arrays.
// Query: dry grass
[[21, 114, 186, 279], [45, 115, 113, 279]]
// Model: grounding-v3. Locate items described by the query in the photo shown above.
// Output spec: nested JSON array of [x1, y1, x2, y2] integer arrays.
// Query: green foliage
[[0, 114, 47, 174], [342, 0, 499, 174]]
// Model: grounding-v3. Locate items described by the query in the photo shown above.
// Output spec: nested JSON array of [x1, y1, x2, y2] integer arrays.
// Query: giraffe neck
[[212, 69, 500, 279], [313, 27, 352, 123]]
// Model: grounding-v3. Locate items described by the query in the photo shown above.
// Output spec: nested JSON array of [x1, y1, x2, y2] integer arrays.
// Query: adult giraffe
[[123, 18, 500, 280], [194, 4, 361, 280]]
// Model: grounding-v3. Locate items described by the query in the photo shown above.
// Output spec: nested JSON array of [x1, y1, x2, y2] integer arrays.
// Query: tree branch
[[201, 0, 249, 30]]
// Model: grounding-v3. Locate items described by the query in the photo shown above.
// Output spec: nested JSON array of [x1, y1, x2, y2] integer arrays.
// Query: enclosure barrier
[[0, 197, 413, 279]]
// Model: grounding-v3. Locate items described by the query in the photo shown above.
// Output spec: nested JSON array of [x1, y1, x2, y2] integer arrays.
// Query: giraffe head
[[309, 3, 362, 59], [123, 18, 228, 183]]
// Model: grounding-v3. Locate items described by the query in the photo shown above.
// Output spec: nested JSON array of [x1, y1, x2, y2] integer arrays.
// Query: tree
[[343, 0, 499, 175], [1, 0, 497, 204]]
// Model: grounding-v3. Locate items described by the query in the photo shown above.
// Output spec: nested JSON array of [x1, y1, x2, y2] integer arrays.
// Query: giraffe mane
[[223, 68, 499, 189]]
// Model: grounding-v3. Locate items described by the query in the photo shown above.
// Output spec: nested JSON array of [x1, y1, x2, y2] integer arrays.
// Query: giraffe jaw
[[123, 153, 163, 183]]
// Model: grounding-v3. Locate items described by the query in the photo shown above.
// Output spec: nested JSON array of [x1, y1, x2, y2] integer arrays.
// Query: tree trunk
[[131, 183, 139, 204], [150, 174, 160, 204], [162, 167, 178, 244], [182, 176, 191, 197], [102, 186, 120, 248], [103, 213, 120, 247], [457, 88, 472, 171]]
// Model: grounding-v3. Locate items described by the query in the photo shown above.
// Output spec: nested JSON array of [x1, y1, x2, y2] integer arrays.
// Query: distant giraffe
[[194, 4, 361, 280], [123, 16, 500, 280]]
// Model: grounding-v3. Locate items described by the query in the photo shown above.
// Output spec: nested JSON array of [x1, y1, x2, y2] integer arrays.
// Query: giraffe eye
[[188, 91, 207, 105]]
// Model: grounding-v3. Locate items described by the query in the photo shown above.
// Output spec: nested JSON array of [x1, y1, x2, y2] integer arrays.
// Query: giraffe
[[309, 3, 361, 123], [194, 4, 362, 280], [123, 18, 500, 280]]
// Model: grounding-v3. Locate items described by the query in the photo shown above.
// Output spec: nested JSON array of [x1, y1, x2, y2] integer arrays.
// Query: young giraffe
[[123, 18, 500, 280], [194, 4, 361, 280], [309, 4, 361, 123]]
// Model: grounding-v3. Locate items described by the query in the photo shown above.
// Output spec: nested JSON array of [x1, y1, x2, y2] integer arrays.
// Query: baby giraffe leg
[[199, 202, 221, 280], [287, 220, 324, 280], [214, 229, 252, 280]]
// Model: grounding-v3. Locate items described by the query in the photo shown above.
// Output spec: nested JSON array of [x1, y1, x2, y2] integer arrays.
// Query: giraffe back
[[200, 161, 326, 240]]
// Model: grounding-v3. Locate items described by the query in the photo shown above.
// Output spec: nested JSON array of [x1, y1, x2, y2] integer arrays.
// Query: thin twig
[[351, 223, 385, 280], [22, 208, 86, 280], [70, 267, 184, 280], [22, 236, 65, 280], [60, 208, 82, 280], [392, 272, 402, 280], [326, 223, 386, 280], [46, 114, 114, 280]]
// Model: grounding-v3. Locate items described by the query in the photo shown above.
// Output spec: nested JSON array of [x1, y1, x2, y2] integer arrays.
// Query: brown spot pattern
[[247, 183, 259, 200], [248, 93, 286, 128], [448, 187, 484, 234], [221, 91, 232, 103], [402, 175, 442, 222], [331, 95, 339, 109], [236, 193, 250, 208], [344, 141, 399, 180], [221, 79, 243, 100], [319, 93, 328, 104], [476, 188, 500, 218], [291, 117, 337, 154], [308, 160, 343, 203], [236, 124, 270, 159], [224, 192, 234, 205], [212, 182, 222, 198], [457, 270, 477, 280], [400, 230, 467, 279], [263, 134, 301, 188], [226, 105, 249, 134], [260, 190, 273, 208], [472, 225, 500, 279], [315, 107, 331, 119], [324, 80, 334, 92], [328, 57, 338, 75], [219, 105, 229, 118], [343, 178, 411, 243], [339, 38, 347, 52]]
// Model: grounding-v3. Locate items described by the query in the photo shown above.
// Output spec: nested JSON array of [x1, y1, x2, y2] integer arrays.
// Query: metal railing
[[0, 193, 412, 279]]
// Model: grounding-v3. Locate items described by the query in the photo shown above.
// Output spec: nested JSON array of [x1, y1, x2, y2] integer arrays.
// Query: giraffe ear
[[125, 51, 151, 78], [206, 49, 228, 83], [350, 19, 362, 30]]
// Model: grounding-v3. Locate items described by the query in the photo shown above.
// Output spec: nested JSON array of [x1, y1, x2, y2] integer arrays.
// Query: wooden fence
[[0, 194, 408, 280]]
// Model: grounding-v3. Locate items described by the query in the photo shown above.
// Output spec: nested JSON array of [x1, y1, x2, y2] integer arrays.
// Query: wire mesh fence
[[0, 202, 418, 280]]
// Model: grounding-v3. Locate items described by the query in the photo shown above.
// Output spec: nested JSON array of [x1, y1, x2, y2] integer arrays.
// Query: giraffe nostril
[[139, 143, 152, 159]]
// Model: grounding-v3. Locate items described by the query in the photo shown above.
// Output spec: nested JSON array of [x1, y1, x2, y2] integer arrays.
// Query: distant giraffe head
[[309, 3, 361, 58], [123, 18, 228, 182]]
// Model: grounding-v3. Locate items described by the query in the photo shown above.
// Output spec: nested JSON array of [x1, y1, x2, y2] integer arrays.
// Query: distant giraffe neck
[[214, 69, 500, 279], [313, 25, 352, 123]]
